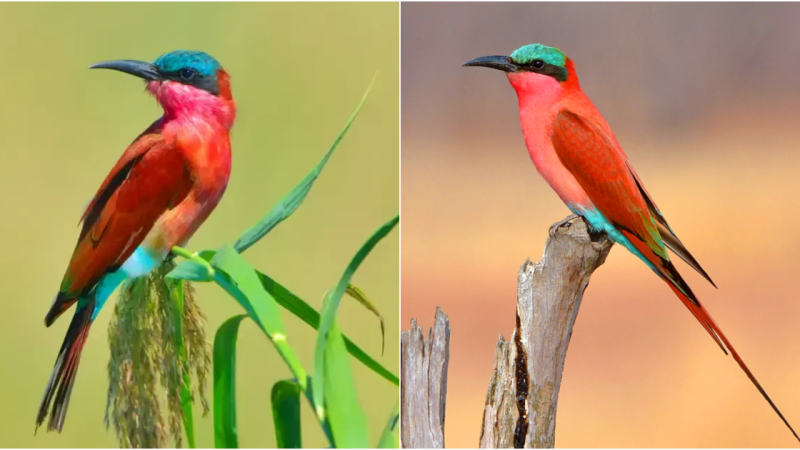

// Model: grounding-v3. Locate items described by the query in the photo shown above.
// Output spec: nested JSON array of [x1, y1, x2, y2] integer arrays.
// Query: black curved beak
[[89, 59, 161, 81], [462, 55, 518, 73]]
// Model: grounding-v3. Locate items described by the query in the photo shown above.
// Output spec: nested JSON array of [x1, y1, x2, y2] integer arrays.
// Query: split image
[[2, 1, 800, 449]]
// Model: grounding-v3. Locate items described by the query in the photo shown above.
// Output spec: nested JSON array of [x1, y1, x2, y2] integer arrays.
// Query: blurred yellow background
[[402, 3, 800, 448], [0, 2, 398, 448]]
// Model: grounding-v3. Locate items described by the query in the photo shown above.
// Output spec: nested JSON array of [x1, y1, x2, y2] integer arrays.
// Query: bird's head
[[90, 50, 235, 124], [463, 43, 577, 101]]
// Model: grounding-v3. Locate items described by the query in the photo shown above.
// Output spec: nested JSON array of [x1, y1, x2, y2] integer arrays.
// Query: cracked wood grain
[[401, 306, 450, 448], [480, 215, 613, 448]]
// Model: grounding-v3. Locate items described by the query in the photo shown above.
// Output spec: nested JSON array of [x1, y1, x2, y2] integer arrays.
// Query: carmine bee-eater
[[463, 43, 798, 441], [36, 50, 235, 432]]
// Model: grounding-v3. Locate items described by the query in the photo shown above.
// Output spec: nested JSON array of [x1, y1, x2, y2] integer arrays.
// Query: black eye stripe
[[517, 61, 568, 82], [161, 68, 197, 81], [158, 68, 220, 96]]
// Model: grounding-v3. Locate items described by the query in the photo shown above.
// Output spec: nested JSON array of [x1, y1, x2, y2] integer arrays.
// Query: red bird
[[464, 43, 798, 441], [37, 50, 235, 432]]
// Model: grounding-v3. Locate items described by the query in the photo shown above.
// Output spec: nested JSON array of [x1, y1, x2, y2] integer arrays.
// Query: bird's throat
[[149, 80, 236, 130], [507, 71, 564, 112]]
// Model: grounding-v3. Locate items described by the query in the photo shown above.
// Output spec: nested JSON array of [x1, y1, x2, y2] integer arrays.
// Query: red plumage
[[57, 135, 192, 305]]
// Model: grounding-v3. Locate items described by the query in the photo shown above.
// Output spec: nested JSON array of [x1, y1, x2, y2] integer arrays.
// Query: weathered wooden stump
[[401, 307, 450, 448], [401, 216, 612, 449], [480, 216, 613, 448]]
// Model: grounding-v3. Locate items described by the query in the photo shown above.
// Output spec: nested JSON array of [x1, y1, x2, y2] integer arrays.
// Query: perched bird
[[36, 50, 236, 432], [463, 43, 798, 441]]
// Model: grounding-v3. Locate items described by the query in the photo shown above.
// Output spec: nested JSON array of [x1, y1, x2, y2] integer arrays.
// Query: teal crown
[[154, 50, 221, 77], [510, 44, 566, 68]]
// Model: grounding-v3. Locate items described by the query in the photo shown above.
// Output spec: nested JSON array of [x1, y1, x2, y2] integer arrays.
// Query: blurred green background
[[0, 2, 398, 448]]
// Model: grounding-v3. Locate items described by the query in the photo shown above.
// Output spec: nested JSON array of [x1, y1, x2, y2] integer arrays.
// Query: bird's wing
[[46, 132, 193, 325], [552, 108, 724, 345], [551, 110, 714, 285], [551, 110, 667, 257]]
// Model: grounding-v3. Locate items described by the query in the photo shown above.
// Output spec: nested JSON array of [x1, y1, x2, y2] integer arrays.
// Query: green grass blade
[[212, 246, 286, 335], [271, 380, 302, 448], [168, 260, 209, 282], [346, 284, 385, 356], [377, 404, 399, 448], [258, 271, 398, 386], [167, 278, 196, 448], [234, 75, 377, 254], [168, 247, 398, 386], [300, 376, 334, 445], [322, 319, 369, 447], [167, 250, 217, 282], [210, 246, 307, 389], [213, 315, 247, 449], [312, 215, 399, 436]]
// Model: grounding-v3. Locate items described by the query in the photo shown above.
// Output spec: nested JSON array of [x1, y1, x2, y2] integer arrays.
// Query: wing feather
[[626, 159, 717, 287], [551, 109, 714, 285], [46, 131, 192, 325], [551, 110, 666, 258]]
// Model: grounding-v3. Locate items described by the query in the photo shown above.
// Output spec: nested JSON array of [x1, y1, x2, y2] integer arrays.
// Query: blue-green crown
[[154, 50, 221, 76], [510, 44, 566, 68]]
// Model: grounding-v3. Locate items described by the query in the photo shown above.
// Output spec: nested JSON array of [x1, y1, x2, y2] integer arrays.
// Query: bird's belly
[[525, 137, 593, 209], [90, 246, 164, 320], [121, 246, 162, 277]]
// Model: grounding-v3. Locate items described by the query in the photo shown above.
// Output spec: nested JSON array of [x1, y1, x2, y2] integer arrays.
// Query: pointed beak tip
[[87, 60, 160, 81]]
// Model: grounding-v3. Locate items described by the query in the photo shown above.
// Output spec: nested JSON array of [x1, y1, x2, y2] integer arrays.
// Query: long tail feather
[[662, 276, 799, 442], [613, 224, 798, 441], [36, 296, 94, 433]]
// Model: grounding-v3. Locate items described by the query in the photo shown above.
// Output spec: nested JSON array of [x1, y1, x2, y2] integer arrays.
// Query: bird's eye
[[532, 60, 545, 69], [178, 68, 196, 81]]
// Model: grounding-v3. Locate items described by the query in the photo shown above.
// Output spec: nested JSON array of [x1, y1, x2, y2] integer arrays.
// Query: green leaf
[[212, 246, 286, 335], [168, 261, 211, 282], [169, 248, 398, 386], [167, 250, 217, 282], [210, 246, 307, 389], [377, 404, 399, 448], [345, 283, 385, 356], [213, 315, 247, 449], [233, 75, 377, 254], [322, 319, 369, 447], [300, 376, 334, 445], [258, 272, 398, 386], [312, 215, 399, 439], [167, 278, 196, 448], [271, 380, 302, 448]]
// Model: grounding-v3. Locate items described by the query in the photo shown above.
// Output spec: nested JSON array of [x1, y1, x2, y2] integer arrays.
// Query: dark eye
[[178, 68, 197, 81], [532, 60, 545, 69]]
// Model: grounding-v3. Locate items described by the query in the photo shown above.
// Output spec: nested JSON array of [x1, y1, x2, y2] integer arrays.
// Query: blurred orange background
[[401, 3, 800, 447]]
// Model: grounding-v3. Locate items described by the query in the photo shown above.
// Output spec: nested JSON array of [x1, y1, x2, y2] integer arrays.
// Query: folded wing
[[45, 131, 193, 326]]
